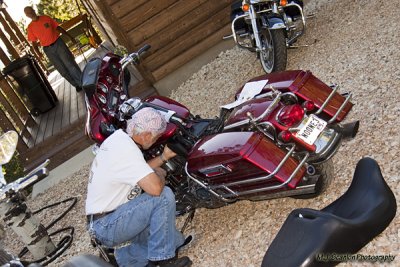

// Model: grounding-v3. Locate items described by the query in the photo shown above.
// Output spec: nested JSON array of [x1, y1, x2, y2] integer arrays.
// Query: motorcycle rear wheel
[[259, 28, 287, 73], [293, 159, 335, 199]]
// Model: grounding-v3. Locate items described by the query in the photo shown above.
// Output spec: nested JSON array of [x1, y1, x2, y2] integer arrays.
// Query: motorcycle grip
[[138, 44, 151, 55]]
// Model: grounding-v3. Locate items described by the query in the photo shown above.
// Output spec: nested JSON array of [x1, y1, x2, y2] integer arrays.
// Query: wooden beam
[[88, 0, 131, 50], [0, 78, 34, 127], [0, 27, 19, 59], [0, 14, 22, 48], [152, 23, 231, 81], [0, 45, 10, 66], [145, 6, 231, 72], [128, 79, 158, 97], [86, 0, 156, 83], [1, 9, 27, 45], [20, 117, 91, 171], [127, 0, 209, 46], [111, 0, 147, 20], [119, 0, 176, 33], [0, 8, 46, 70], [0, 89, 31, 139], [0, 108, 28, 152]]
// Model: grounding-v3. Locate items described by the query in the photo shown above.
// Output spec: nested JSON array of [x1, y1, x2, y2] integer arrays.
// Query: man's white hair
[[126, 107, 167, 137]]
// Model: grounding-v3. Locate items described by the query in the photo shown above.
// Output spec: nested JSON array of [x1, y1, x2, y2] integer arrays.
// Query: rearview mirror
[[0, 131, 18, 165]]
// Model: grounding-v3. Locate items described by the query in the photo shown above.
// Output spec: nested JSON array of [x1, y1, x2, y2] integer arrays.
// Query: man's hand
[[163, 145, 177, 160]]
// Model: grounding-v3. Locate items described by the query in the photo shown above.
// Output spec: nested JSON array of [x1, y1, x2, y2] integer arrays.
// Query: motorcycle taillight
[[277, 104, 304, 127]]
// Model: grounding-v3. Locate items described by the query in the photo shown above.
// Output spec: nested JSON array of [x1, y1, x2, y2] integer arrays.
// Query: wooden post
[[0, 109, 28, 152], [0, 45, 10, 66], [0, 27, 19, 60], [0, 15, 22, 49], [0, 8, 48, 73]]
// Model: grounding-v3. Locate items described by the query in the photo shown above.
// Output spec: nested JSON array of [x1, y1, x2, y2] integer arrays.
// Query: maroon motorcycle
[[82, 45, 359, 215]]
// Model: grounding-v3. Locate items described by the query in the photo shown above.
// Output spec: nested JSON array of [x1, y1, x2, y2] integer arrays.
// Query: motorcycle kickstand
[[288, 38, 318, 49], [180, 209, 196, 234]]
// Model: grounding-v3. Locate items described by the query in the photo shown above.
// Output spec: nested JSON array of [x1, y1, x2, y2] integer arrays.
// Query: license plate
[[295, 115, 327, 145]]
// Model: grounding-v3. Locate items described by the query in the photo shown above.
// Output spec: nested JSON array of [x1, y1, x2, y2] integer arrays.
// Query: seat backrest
[[322, 157, 396, 220]]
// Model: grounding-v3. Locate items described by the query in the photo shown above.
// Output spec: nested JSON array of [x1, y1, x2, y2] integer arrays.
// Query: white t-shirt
[[85, 129, 154, 215]]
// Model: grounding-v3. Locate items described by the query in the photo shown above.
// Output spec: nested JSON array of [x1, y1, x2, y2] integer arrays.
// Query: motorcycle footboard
[[288, 70, 353, 122]]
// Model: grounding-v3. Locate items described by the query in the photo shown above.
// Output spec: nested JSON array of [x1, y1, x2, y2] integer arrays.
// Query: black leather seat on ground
[[262, 157, 397, 267]]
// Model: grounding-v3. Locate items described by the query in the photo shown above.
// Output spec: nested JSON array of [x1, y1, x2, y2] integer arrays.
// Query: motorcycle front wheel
[[259, 28, 287, 73]]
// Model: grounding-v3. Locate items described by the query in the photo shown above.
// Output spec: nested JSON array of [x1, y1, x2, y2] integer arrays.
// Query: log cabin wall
[[83, 0, 233, 85]]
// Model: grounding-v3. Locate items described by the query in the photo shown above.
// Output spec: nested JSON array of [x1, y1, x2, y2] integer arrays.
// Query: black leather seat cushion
[[262, 157, 397, 267]]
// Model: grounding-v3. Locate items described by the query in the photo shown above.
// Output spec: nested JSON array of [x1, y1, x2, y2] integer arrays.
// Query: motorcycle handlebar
[[121, 44, 151, 70], [137, 44, 151, 56], [0, 165, 49, 200]]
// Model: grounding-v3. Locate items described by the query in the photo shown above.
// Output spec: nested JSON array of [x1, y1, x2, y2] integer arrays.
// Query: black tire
[[259, 28, 287, 73], [293, 159, 335, 199]]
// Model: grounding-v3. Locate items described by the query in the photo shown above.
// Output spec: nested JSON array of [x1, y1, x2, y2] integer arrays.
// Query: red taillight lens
[[303, 101, 315, 111], [278, 104, 305, 127], [280, 130, 292, 142]]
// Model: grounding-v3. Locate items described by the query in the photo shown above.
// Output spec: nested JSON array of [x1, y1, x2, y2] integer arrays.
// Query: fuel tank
[[187, 132, 306, 196], [234, 70, 353, 122]]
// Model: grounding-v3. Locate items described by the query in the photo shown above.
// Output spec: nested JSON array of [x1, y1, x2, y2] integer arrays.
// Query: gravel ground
[[2, 0, 400, 266]]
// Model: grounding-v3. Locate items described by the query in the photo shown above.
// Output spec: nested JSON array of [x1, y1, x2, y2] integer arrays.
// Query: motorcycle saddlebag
[[82, 57, 102, 97], [187, 132, 306, 197]]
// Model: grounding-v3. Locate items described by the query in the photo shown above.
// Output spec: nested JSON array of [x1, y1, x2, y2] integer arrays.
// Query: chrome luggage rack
[[314, 85, 353, 124], [185, 145, 309, 202]]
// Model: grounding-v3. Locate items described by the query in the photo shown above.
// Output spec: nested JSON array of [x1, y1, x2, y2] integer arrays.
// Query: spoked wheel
[[259, 28, 287, 73], [292, 159, 335, 199]]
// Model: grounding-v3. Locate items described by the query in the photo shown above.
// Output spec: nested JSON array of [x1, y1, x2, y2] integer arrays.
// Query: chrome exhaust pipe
[[338, 120, 360, 139]]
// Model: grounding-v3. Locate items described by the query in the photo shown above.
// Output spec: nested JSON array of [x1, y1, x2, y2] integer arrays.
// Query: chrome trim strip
[[218, 145, 297, 187], [185, 144, 310, 201], [216, 152, 309, 198], [185, 164, 235, 203]]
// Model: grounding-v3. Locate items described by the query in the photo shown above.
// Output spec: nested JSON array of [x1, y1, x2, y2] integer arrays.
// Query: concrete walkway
[[31, 145, 94, 198]]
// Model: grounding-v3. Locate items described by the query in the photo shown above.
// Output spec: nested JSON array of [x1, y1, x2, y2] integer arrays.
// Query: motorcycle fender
[[267, 17, 286, 30], [187, 132, 306, 189]]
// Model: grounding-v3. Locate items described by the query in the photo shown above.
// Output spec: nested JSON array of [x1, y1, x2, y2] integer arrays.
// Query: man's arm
[[137, 170, 165, 196], [56, 26, 77, 44], [147, 145, 177, 169]]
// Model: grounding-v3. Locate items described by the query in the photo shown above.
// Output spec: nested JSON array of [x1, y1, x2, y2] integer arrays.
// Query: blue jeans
[[88, 187, 185, 267], [43, 38, 82, 87]]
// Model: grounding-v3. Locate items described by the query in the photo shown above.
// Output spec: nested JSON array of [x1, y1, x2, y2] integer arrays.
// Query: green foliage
[[114, 45, 128, 57], [2, 153, 24, 184], [36, 0, 84, 22]]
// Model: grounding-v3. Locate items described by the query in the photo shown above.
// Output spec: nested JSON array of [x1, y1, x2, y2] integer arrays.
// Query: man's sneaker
[[146, 256, 192, 267]]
